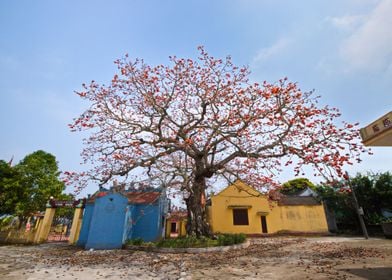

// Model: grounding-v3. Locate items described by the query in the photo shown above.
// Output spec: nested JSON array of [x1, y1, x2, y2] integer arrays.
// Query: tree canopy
[[0, 160, 21, 214], [67, 47, 369, 236], [316, 172, 392, 231], [280, 178, 316, 195], [0, 150, 65, 217]]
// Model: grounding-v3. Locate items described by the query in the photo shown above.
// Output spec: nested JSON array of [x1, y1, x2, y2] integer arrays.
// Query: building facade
[[165, 210, 187, 238], [207, 180, 329, 235], [77, 186, 168, 249]]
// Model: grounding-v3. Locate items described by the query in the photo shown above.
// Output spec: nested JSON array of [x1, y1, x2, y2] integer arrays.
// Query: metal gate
[[47, 214, 73, 242]]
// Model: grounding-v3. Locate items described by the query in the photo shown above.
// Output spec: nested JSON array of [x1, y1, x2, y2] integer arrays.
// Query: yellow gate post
[[68, 207, 83, 245], [34, 206, 56, 243], [33, 198, 85, 244]]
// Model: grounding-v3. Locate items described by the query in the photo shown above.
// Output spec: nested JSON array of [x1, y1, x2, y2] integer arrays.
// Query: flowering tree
[[66, 47, 369, 237]]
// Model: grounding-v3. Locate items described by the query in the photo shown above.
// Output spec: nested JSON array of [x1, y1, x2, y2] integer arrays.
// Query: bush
[[157, 236, 199, 248], [217, 233, 246, 246], [127, 238, 144, 246], [0, 215, 14, 231], [156, 236, 220, 248], [130, 234, 246, 248]]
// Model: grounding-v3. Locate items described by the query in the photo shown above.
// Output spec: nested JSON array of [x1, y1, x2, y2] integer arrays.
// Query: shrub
[[156, 236, 220, 248], [217, 233, 246, 246], [0, 215, 14, 231], [134, 234, 246, 248], [234, 233, 246, 244], [127, 238, 144, 246]]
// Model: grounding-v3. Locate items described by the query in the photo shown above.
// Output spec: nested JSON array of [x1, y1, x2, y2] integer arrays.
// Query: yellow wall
[[276, 205, 329, 233], [208, 180, 328, 235]]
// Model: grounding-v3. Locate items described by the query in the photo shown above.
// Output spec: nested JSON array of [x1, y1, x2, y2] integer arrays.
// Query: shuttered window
[[233, 209, 249, 225]]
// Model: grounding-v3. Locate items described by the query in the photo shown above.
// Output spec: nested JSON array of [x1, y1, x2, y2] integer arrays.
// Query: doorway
[[170, 222, 177, 233], [170, 222, 179, 237], [261, 216, 268, 234]]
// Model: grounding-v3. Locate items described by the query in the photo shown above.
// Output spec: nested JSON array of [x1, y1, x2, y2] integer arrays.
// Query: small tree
[[67, 47, 369, 237], [280, 178, 316, 195], [15, 151, 65, 218], [350, 172, 392, 222], [0, 151, 65, 221], [316, 172, 392, 231], [0, 160, 21, 214]]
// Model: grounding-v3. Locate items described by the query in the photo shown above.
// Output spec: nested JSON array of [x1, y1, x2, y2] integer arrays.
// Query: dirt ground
[[0, 237, 391, 280]]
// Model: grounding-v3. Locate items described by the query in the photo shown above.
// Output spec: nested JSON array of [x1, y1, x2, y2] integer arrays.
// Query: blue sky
[[1, 0, 391, 196]]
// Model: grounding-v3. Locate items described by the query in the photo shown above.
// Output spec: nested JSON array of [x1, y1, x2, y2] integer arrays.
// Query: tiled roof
[[167, 210, 187, 220], [87, 191, 108, 203], [126, 191, 161, 204], [278, 196, 321, 206], [87, 190, 161, 204]]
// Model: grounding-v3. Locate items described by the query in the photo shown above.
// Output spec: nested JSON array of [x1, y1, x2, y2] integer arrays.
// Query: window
[[233, 209, 249, 225]]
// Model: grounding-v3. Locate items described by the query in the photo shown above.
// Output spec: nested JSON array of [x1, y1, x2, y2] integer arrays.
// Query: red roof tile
[[87, 191, 108, 203], [126, 191, 161, 204], [167, 210, 187, 220], [87, 190, 161, 204]]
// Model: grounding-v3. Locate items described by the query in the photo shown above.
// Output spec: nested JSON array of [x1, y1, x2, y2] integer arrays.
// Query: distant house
[[207, 180, 329, 235], [165, 210, 187, 238], [77, 185, 168, 249]]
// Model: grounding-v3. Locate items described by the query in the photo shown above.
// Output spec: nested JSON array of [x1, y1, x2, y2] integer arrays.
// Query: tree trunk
[[184, 176, 213, 237]]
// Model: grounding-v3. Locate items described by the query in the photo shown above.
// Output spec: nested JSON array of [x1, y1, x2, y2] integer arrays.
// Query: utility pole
[[345, 171, 369, 239]]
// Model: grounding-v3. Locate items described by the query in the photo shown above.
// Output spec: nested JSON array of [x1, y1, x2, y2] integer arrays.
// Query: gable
[[214, 180, 263, 198], [96, 192, 127, 201]]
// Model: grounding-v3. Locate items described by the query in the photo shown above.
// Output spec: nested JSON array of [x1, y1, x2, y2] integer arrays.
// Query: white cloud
[[340, 0, 392, 72], [326, 14, 366, 31], [252, 37, 290, 67]]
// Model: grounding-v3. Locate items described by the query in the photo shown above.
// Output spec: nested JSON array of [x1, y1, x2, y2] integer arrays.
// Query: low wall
[[0, 229, 37, 244]]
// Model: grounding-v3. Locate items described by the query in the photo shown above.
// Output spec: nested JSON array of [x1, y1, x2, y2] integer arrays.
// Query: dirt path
[[1, 237, 391, 279]]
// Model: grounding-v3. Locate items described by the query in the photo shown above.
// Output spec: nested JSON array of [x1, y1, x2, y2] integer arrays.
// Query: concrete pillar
[[34, 207, 55, 243], [68, 208, 83, 245], [34, 216, 42, 231]]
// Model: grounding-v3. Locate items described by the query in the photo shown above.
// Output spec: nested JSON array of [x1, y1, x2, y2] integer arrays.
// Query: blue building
[[77, 185, 169, 249]]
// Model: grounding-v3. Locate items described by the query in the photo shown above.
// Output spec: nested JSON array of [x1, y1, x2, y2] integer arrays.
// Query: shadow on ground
[[342, 267, 392, 280]]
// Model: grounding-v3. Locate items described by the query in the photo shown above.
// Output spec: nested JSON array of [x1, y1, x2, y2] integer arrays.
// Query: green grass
[[156, 233, 246, 248], [126, 238, 144, 246], [126, 233, 246, 248]]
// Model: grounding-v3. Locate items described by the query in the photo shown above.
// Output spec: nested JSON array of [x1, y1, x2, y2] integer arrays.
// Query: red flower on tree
[[66, 47, 370, 237]]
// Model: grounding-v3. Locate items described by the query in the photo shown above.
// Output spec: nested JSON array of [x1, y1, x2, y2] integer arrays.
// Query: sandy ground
[[0, 237, 391, 280]]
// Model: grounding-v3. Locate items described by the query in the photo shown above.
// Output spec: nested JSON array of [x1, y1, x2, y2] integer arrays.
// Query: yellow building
[[360, 111, 392, 146], [165, 211, 187, 238], [207, 180, 329, 235]]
